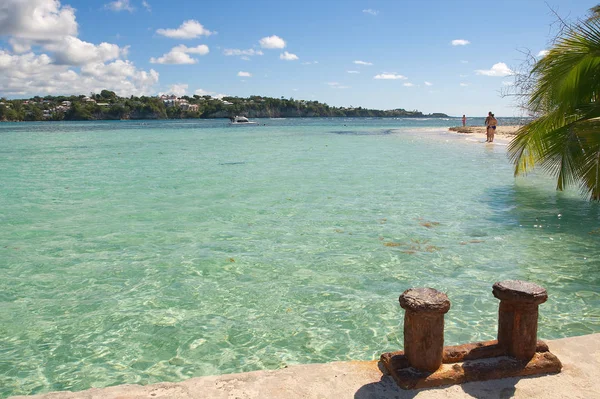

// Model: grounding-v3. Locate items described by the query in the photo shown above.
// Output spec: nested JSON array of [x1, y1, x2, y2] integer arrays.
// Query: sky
[[0, 0, 596, 116]]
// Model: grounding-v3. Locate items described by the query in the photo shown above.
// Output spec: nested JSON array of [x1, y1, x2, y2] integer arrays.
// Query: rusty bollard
[[399, 288, 450, 372], [492, 280, 548, 361]]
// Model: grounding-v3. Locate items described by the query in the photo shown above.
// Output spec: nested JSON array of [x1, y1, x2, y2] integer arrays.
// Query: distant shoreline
[[0, 93, 449, 122], [0, 115, 453, 123]]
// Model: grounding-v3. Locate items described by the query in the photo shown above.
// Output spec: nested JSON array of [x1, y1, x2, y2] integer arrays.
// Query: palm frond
[[510, 17, 600, 200]]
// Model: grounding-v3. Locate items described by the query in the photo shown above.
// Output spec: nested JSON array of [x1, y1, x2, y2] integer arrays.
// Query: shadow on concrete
[[354, 374, 418, 399], [354, 374, 522, 399], [354, 359, 526, 399], [354, 361, 420, 399], [460, 376, 520, 399], [458, 356, 522, 398]]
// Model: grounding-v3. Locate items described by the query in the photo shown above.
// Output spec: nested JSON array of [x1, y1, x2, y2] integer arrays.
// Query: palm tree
[[508, 17, 600, 200]]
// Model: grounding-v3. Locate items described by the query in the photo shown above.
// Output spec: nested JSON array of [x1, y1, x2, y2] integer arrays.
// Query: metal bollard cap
[[399, 287, 450, 313], [492, 280, 548, 304]]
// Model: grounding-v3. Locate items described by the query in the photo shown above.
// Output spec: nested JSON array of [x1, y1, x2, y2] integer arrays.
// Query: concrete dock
[[10, 333, 600, 399]]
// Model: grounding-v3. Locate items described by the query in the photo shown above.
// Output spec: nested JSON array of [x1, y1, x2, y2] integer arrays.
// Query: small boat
[[229, 116, 257, 125]]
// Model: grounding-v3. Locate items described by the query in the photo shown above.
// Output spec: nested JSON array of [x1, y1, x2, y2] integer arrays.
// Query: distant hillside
[[0, 91, 448, 121]]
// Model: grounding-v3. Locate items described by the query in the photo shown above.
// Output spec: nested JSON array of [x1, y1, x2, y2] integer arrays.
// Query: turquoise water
[[0, 118, 598, 397]]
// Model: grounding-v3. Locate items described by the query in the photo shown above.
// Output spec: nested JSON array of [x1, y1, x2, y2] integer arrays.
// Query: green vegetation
[[507, 14, 600, 200], [0, 92, 447, 122]]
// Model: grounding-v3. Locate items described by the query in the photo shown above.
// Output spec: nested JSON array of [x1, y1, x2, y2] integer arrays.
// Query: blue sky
[[0, 0, 595, 116]]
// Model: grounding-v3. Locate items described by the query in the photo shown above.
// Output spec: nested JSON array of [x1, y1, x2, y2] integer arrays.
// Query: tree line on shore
[[0, 90, 448, 121]]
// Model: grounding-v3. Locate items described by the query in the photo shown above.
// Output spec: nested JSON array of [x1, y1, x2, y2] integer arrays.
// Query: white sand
[[448, 125, 521, 145]]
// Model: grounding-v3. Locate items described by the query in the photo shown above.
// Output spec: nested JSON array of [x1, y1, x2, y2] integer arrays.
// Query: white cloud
[[150, 44, 209, 64], [0, 51, 158, 97], [362, 9, 379, 16], [223, 48, 263, 57], [142, 1, 151, 11], [194, 88, 211, 96], [403, 83, 414, 87], [301, 61, 318, 65], [0, 0, 78, 41], [104, 0, 134, 12], [0, 51, 53, 78], [237, 71, 251, 77], [194, 88, 226, 99], [327, 82, 350, 89], [81, 59, 134, 78], [537, 50, 549, 57], [460, 83, 469, 87], [475, 62, 513, 77], [150, 50, 193, 65], [183, 45, 210, 54], [0, 1, 158, 97], [9, 38, 32, 53], [347, 70, 360, 74], [156, 20, 214, 39], [0, 2, 127, 66], [81, 61, 159, 96], [280, 51, 298, 61], [150, 51, 195, 64], [459, 74, 469, 78], [502, 80, 514, 86], [460, 60, 468, 64], [80, 60, 159, 93], [44, 36, 124, 66], [354, 60, 373, 65], [424, 81, 433, 86], [374, 73, 407, 80], [168, 83, 188, 96], [259, 35, 286, 49], [451, 39, 470, 46]]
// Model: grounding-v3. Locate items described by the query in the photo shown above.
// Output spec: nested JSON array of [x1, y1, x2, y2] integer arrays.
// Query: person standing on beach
[[462, 115, 466, 127], [484, 112, 498, 142], [484, 112, 492, 142], [488, 113, 498, 142]]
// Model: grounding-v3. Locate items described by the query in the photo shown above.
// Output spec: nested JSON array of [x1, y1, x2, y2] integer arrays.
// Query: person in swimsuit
[[488, 113, 497, 142], [462, 114, 466, 127], [484, 111, 492, 142], [490, 114, 498, 143]]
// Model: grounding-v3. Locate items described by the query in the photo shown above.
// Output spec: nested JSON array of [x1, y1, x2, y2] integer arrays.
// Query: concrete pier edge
[[9, 333, 600, 399]]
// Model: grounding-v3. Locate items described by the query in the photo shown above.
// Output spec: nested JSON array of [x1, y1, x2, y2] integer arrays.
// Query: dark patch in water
[[330, 130, 358, 135], [220, 162, 246, 166], [330, 129, 394, 135], [466, 230, 488, 238]]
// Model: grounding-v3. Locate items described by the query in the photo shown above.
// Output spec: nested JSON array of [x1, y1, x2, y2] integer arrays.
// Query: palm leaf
[[509, 18, 600, 200]]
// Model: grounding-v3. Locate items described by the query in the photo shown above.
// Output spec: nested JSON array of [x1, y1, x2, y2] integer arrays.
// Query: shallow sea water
[[0, 118, 598, 397]]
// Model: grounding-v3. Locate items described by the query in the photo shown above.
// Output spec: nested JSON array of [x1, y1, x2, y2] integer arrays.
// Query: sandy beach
[[449, 125, 522, 144]]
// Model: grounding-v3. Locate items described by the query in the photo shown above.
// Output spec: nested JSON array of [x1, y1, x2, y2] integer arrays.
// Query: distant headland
[[0, 90, 448, 122]]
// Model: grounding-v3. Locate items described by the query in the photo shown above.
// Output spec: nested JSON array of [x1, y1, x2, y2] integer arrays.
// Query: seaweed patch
[[382, 238, 440, 253], [460, 240, 485, 245], [417, 217, 440, 228]]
